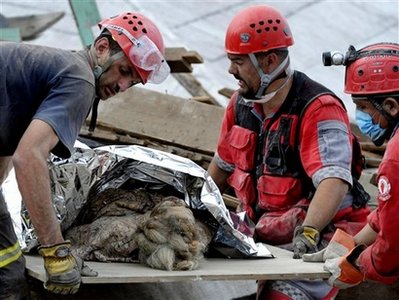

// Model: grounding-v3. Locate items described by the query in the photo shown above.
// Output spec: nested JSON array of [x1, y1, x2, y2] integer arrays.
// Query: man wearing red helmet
[[303, 43, 399, 288], [207, 4, 370, 299], [0, 12, 169, 298]]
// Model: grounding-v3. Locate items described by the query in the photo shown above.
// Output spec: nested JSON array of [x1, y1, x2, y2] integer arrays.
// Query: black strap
[[88, 97, 100, 132]]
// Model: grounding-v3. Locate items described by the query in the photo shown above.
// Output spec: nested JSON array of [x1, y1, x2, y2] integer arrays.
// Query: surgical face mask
[[355, 109, 387, 142]]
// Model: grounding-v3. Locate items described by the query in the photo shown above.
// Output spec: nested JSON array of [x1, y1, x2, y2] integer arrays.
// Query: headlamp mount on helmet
[[322, 44, 399, 67]]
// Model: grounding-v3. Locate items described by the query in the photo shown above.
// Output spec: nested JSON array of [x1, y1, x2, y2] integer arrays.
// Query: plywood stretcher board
[[25, 245, 329, 284]]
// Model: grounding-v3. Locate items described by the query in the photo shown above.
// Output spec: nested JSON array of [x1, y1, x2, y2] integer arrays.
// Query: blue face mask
[[355, 109, 386, 142]]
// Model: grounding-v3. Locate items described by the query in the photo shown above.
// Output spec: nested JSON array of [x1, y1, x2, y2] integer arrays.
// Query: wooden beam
[[79, 124, 213, 170], [222, 194, 240, 210], [218, 87, 235, 99], [5, 12, 64, 40], [81, 86, 223, 164], [172, 73, 220, 106], [165, 47, 203, 73]]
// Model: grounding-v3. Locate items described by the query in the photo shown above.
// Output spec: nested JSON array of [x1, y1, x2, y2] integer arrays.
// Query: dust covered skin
[[65, 188, 164, 262], [77, 188, 164, 224], [66, 214, 145, 262], [135, 196, 214, 270], [65, 189, 214, 269]]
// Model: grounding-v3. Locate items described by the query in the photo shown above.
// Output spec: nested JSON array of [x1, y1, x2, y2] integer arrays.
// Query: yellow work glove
[[38, 241, 97, 295], [292, 225, 320, 259]]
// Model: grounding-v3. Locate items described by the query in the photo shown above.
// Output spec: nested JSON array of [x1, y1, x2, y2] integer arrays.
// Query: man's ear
[[383, 97, 399, 118], [258, 52, 279, 72], [94, 37, 111, 58]]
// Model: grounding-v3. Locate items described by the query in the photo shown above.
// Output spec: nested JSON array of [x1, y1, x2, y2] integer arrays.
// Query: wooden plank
[[165, 47, 203, 63], [222, 194, 240, 210], [79, 124, 213, 169], [7, 12, 64, 40], [218, 87, 234, 99], [25, 245, 329, 284], [165, 47, 203, 73], [173, 73, 220, 106], [89, 87, 223, 154]]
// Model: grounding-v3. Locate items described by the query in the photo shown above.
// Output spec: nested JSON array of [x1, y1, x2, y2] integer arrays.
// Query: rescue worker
[[207, 5, 370, 299], [0, 11, 170, 299], [303, 43, 399, 287]]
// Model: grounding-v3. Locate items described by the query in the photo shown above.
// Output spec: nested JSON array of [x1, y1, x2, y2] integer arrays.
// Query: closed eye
[[119, 66, 132, 77]]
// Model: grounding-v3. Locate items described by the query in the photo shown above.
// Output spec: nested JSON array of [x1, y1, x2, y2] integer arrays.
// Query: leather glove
[[292, 225, 319, 259], [324, 244, 366, 289], [302, 228, 355, 262], [38, 241, 97, 295]]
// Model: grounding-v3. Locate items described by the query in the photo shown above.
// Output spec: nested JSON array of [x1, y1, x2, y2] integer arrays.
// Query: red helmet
[[99, 12, 169, 84], [344, 43, 399, 95], [225, 5, 294, 55]]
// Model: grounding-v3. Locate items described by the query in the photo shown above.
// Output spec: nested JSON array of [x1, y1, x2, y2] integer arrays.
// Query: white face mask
[[243, 62, 293, 104]]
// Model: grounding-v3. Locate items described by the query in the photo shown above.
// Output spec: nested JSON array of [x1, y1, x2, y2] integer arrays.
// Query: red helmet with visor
[[99, 12, 170, 84]]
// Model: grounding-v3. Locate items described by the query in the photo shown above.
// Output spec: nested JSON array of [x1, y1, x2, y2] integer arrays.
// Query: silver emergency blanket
[[21, 144, 272, 258]]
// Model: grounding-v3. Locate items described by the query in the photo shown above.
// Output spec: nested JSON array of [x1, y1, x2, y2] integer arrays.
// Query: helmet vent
[[393, 65, 398, 72], [142, 28, 147, 34], [132, 26, 138, 31], [358, 69, 364, 76]]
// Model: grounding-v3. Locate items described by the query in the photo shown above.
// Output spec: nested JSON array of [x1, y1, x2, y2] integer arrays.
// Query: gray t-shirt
[[0, 42, 95, 158]]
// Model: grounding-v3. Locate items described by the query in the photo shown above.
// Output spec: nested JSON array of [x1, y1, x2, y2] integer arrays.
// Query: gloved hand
[[324, 244, 366, 289], [38, 241, 97, 295], [292, 225, 319, 259], [302, 228, 355, 262]]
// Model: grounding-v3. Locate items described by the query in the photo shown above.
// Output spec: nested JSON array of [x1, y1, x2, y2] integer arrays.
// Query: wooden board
[[91, 86, 224, 154], [6, 12, 64, 40], [25, 245, 329, 284]]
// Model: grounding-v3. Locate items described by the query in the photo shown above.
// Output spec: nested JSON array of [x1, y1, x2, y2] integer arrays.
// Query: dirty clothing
[[214, 71, 369, 299], [215, 72, 369, 243], [0, 189, 28, 300], [0, 42, 95, 299], [358, 122, 399, 284], [0, 42, 96, 158]]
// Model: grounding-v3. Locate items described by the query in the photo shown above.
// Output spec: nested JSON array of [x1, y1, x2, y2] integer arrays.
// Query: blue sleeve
[[35, 78, 95, 158]]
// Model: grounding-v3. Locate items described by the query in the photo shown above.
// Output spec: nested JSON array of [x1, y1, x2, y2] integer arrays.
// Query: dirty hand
[[292, 225, 319, 259], [302, 228, 355, 262], [324, 244, 366, 289], [38, 241, 97, 295]]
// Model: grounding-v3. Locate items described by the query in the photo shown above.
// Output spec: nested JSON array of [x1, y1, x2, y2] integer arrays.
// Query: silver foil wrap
[[21, 144, 272, 258]]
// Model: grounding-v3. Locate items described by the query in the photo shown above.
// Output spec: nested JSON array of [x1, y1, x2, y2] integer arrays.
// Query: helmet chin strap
[[87, 44, 125, 132], [245, 55, 292, 102], [89, 44, 125, 81]]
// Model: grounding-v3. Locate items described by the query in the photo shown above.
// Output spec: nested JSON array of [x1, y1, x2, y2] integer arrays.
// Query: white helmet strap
[[248, 54, 290, 99], [89, 43, 125, 80]]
